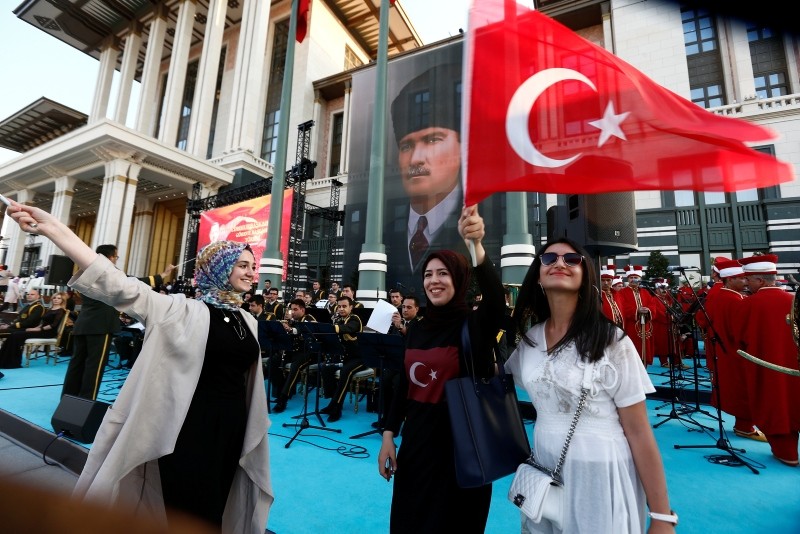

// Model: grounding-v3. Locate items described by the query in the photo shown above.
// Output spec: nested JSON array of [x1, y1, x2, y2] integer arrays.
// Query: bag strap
[[529, 361, 594, 483], [461, 318, 505, 382]]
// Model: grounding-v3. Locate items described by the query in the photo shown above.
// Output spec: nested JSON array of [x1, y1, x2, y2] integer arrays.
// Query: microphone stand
[[670, 268, 760, 474]]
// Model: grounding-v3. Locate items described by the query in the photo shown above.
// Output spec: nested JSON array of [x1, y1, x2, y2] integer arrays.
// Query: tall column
[[136, 7, 169, 136], [186, 0, 229, 157], [356, 0, 391, 305], [158, 0, 198, 145], [114, 25, 143, 124], [93, 160, 140, 271], [41, 176, 77, 261], [177, 214, 191, 278], [89, 38, 120, 123], [341, 80, 352, 172], [4, 190, 34, 273], [127, 197, 155, 277], [310, 90, 323, 162], [726, 19, 758, 100], [224, 0, 271, 152]]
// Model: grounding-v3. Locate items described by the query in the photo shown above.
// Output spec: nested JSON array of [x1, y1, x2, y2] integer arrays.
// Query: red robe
[[734, 287, 800, 439], [600, 290, 625, 330], [617, 286, 661, 365], [705, 287, 752, 420], [696, 282, 722, 371], [652, 292, 677, 365]]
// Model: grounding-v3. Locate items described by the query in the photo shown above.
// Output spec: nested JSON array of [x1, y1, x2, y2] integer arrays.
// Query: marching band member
[[735, 254, 800, 466], [272, 299, 317, 414], [617, 265, 660, 365], [599, 264, 625, 329], [319, 296, 364, 422]]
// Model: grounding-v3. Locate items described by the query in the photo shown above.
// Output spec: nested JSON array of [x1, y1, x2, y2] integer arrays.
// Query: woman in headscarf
[[378, 205, 505, 533], [6, 202, 272, 534]]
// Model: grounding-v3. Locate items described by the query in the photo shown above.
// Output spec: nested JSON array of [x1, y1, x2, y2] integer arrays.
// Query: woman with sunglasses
[[506, 237, 675, 533]]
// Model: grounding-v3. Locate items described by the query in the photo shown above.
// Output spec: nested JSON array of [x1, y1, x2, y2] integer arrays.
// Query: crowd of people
[[2, 193, 798, 534]]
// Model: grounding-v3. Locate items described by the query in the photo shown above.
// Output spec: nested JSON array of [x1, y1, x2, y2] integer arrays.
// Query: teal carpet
[[0, 355, 798, 533]]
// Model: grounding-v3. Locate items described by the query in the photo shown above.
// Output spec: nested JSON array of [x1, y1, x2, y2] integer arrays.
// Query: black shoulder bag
[[445, 319, 531, 488]]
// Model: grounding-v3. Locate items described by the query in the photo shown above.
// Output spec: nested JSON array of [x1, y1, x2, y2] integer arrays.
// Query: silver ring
[[29, 223, 38, 228]]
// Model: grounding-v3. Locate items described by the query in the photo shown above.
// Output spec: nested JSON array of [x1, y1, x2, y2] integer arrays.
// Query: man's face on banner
[[398, 127, 461, 213]]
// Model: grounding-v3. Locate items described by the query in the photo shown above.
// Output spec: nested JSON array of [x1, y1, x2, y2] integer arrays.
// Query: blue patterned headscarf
[[194, 241, 251, 311]]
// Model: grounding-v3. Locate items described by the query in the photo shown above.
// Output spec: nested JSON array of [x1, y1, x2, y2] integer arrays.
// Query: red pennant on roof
[[462, 0, 794, 205], [297, 0, 310, 43]]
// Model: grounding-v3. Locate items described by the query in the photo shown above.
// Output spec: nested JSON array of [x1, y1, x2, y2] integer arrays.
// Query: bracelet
[[648, 510, 678, 525]]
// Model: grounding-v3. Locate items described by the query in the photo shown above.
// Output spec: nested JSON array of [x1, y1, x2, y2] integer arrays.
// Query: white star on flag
[[429, 370, 437, 381], [588, 101, 630, 147]]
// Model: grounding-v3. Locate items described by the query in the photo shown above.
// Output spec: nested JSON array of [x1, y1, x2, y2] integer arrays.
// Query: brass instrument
[[735, 290, 800, 377]]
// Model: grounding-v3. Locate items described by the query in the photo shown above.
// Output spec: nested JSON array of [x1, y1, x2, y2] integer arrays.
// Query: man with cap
[[386, 63, 465, 286], [651, 278, 685, 368], [617, 265, 661, 365], [703, 259, 765, 441], [695, 256, 728, 371], [612, 278, 624, 292], [735, 254, 800, 465], [599, 265, 625, 329]]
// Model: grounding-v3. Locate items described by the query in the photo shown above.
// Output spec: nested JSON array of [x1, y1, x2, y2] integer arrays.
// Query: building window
[[176, 60, 199, 150], [261, 19, 290, 163], [748, 25, 789, 99], [674, 190, 695, 207], [344, 45, 362, 70], [703, 192, 726, 205], [329, 112, 343, 176], [681, 6, 726, 109]]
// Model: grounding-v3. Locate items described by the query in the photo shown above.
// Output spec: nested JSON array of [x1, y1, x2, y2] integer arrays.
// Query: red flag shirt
[[463, 1, 794, 203], [405, 346, 460, 403]]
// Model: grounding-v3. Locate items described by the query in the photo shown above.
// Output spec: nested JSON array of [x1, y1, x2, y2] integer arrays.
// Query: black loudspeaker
[[47, 255, 75, 285], [51, 395, 110, 443], [565, 193, 638, 257]]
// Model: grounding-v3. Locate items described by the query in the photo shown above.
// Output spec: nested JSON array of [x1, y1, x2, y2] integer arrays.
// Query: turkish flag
[[296, 0, 310, 43], [462, 0, 794, 205]]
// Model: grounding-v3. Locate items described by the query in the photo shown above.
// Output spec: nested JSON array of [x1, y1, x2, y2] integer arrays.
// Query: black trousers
[[61, 334, 113, 400], [323, 358, 365, 407]]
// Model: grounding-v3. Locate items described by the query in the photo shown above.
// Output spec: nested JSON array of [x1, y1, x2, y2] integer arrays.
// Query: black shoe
[[319, 404, 333, 415], [327, 408, 342, 423], [272, 397, 288, 414]]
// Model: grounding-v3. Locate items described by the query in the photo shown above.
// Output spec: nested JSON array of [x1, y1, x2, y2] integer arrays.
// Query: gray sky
[[0, 0, 471, 165]]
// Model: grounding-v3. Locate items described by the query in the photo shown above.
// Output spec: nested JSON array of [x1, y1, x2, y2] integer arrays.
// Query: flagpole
[[356, 0, 391, 306], [260, 0, 300, 292]]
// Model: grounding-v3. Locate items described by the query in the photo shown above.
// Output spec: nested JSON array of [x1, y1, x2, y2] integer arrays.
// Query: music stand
[[282, 322, 343, 448], [258, 321, 293, 406], [306, 307, 332, 324], [350, 333, 405, 439]]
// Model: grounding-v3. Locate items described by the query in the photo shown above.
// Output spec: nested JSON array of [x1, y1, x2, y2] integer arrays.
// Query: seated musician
[[248, 294, 275, 321], [0, 290, 67, 369], [272, 299, 317, 414], [0, 288, 45, 332], [320, 296, 363, 422]]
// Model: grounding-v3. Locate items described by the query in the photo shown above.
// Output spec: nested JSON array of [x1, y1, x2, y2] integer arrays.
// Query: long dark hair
[[513, 237, 622, 362]]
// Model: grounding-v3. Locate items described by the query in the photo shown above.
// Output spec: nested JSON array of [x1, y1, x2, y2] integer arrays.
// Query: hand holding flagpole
[[458, 204, 485, 267]]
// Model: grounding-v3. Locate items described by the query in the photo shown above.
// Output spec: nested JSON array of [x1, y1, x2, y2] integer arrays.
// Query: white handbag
[[508, 362, 593, 530]]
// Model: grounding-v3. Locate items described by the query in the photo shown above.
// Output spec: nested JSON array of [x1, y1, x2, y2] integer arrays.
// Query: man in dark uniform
[[271, 299, 318, 413], [309, 280, 326, 304], [341, 284, 363, 309], [0, 288, 44, 332], [62, 245, 174, 400], [320, 296, 363, 422], [264, 287, 285, 320], [248, 294, 274, 321]]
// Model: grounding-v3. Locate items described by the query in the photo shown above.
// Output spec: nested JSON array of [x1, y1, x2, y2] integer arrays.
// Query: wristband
[[648, 510, 678, 525]]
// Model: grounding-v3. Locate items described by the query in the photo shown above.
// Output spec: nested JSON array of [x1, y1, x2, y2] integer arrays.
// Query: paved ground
[[0, 432, 78, 495]]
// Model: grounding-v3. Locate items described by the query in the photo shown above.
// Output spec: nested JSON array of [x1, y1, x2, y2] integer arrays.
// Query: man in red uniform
[[705, 259, 765, 441], [599, 265, 625, 329], [695, 257, 727, 371], [736, 254, 800, 465], [651, 278, 682, 368], [617, 265, 660, 365]]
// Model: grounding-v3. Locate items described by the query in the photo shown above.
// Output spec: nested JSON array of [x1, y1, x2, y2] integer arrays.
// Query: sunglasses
[[540, 252, 584, 267]]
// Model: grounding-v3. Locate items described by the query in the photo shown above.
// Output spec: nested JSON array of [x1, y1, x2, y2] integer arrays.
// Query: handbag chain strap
[[527, 362, 593, 484]]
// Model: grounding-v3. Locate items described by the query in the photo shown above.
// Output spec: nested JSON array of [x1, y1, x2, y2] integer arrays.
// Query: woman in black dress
[[378, 206, 505, 533]]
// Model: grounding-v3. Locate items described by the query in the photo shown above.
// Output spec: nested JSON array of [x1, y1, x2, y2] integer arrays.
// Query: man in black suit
[[385, 63, 466, 290], [62, 245, 174, 400]]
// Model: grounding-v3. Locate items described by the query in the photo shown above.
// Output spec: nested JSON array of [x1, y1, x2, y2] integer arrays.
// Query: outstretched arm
[[7, 202, 97, 270], [459, 204, 485, 266]]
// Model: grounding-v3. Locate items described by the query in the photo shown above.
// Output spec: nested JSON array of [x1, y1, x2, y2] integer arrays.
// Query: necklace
[[221, 309, 247, 341]]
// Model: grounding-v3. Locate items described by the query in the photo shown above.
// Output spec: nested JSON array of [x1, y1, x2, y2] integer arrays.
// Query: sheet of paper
[[366, 299, 397, 334]]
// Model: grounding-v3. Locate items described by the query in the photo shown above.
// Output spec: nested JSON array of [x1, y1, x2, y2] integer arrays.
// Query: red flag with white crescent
[[462, 0, 794, 205]]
